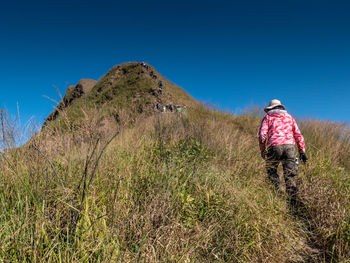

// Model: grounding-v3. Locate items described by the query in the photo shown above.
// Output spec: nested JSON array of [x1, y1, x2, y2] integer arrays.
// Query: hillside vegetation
[[0, 63, 349, 262], [43, 62, 197, 133]]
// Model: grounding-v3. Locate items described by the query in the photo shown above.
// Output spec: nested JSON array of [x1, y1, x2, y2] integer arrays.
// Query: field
[[0, 105, 349, 262]]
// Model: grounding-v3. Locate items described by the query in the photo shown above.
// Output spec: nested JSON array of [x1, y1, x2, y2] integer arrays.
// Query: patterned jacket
[[258, 109, 306, 153]]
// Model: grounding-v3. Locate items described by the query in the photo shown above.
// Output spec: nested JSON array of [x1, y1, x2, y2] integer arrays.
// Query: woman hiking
[[258, 99, 308, 206]]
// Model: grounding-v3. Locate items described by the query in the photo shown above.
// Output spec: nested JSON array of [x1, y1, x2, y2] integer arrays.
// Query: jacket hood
[[267, 109, 287, 117]]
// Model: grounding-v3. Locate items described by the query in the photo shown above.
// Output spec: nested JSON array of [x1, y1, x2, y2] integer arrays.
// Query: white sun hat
[[264, 99, 285, 112]]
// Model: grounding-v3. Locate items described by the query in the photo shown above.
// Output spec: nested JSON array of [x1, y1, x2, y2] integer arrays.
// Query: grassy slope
[[1, 105, 349, 262], [44, 62, 198, 132]]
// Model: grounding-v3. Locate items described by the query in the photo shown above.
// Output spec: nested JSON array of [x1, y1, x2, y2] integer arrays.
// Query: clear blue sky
[[1, 0, 349, 126]]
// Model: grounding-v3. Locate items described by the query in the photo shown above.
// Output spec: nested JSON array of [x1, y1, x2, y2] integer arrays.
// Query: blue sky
[[0, 0, 349, 126]]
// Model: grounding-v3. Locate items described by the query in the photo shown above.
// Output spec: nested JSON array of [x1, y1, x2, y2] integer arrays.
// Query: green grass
[[1, 105, 349, 262]]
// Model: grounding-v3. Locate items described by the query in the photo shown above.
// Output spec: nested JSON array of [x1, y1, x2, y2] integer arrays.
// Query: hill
[[0, 63, 349, 262], [43, 62, 198, 133], [44, 78, 97, 125]]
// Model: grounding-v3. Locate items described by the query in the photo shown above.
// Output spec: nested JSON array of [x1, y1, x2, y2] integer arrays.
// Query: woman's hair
[[267, 105, 285, 112]]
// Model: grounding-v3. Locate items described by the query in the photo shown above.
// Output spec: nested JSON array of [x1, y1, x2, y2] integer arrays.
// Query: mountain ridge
[[43, 62, 198, 132]]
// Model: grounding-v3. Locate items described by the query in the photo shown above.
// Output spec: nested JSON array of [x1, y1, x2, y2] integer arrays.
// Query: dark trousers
[[266, 144, 298, 204]]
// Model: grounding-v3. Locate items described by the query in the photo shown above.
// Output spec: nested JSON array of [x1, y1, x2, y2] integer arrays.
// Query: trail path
[[288, 195, 327, 262]]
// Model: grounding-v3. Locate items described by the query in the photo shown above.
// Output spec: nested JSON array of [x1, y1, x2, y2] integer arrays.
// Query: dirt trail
[[289, 197, 329, 263]]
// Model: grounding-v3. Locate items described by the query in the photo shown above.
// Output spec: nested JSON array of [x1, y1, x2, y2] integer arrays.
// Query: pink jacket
[[258, 109, 306, 153]]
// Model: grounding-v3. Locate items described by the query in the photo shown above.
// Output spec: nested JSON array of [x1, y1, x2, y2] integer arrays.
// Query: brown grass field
[[0, 103, 349, 262]]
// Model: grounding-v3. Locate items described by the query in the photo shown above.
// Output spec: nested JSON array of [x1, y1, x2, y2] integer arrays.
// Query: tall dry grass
[[0, 105, 348, 262]]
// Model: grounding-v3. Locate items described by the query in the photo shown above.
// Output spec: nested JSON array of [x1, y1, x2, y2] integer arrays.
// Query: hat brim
[[264, 104, 285, 112]]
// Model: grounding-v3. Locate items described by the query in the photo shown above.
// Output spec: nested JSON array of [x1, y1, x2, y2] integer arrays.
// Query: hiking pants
[[266, 144, 298, 201]]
